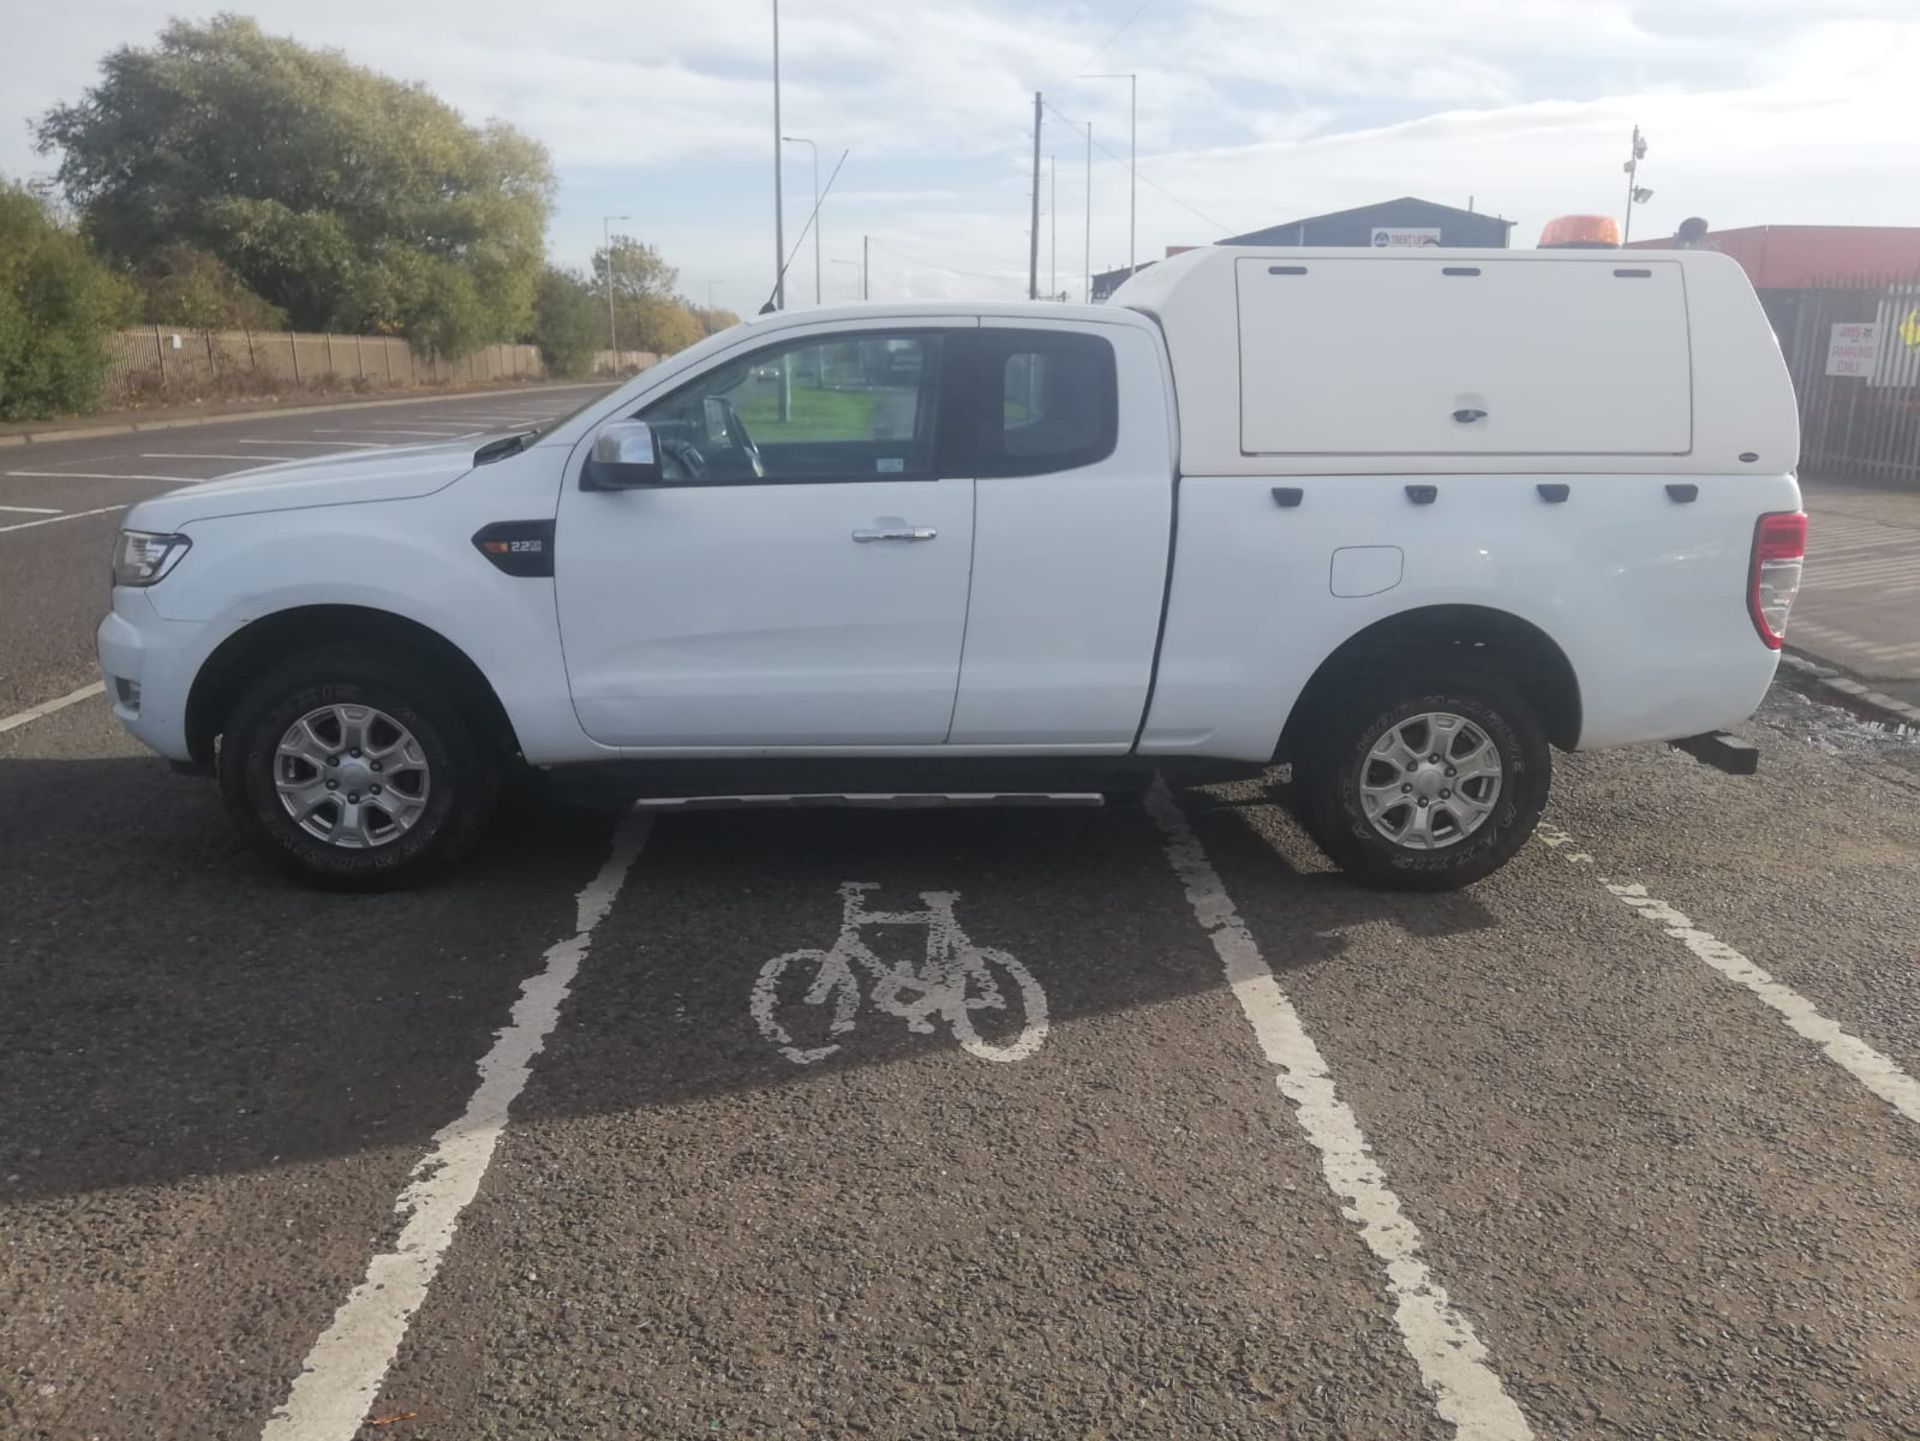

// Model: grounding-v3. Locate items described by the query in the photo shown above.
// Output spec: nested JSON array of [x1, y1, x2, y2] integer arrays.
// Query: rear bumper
[[97, 590, 207, 763]]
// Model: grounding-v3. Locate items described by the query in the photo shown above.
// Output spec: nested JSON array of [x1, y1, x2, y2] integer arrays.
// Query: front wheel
[[1300, 664, 1550, 892], [217, 648, 498, 890]]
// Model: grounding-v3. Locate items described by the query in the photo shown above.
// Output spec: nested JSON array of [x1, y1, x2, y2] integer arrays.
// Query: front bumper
[[97, 589, 206, 763]]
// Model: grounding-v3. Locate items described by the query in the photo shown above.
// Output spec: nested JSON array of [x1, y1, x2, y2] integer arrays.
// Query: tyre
[[217, 647, 498, 889], [1299, 662, 1550, 892]]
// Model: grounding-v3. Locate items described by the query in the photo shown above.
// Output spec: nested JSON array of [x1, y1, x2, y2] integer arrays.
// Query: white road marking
[[1536, 826, 1920, 1126], [752, 882, 1048, 1065], [140, 452, 290, 463], [0, 503, 62, 514], [233, 439, 388, 449], [1147, 782, 1533, 1440], [308, 427, 479, 438], [6, 470, 203, 485], [261, 814, 652, 1441], [0, 504, 129, 534], [0, 681, 106, 735]]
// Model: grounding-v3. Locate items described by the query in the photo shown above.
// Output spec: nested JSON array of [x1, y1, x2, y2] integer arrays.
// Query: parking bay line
[[0, 503, 131, 534], [0, 681, 106, 735], [0, 503, 62, 514], [141, 452, 295, 463], [261, 813, 653, 1441], [1537, 826, 1920, 1126], [6, 471, 204, 485], [1146, 781, 1534, 1441]]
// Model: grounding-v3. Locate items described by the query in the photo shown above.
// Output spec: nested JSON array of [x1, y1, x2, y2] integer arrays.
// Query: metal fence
[[1779, 274, 1920, 486], [103, 327, 551, 403]]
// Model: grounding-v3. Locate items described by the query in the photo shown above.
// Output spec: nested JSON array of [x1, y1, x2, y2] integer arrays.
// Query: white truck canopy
[[1116, 246, 1799, 477]]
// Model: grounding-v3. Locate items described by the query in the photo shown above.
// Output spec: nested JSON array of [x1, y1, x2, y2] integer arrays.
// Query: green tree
[[529, 266, 605, 377], [36, 15, 554, 355], [0, 181, 132, 421], [590, 236, 707, 354], [135, 243, 287, 330]]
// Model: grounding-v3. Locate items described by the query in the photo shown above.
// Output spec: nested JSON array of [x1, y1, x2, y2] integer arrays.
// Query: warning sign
[[1899, 308, 1920, 350], [1825, 322, 1880, 378]]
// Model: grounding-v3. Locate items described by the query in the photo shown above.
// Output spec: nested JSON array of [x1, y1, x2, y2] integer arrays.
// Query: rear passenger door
[[946, 321, 1175, 748]]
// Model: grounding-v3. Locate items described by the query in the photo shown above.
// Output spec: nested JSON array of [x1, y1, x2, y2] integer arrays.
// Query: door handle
[[852, 527, 937, 542], [1452, 408, 1487, 423]]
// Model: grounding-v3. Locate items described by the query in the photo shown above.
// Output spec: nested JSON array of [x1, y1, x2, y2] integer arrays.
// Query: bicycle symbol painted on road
[[751, 883, 1049, 1066]]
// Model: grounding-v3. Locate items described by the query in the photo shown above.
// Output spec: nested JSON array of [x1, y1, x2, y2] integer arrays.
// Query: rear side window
[[976, 331, 1117, 476]]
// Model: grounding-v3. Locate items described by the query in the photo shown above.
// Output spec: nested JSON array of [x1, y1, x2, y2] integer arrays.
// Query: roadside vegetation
[[6, 16, 735, 421]]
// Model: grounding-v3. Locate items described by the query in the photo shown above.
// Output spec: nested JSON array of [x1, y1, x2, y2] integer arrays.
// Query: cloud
[[7, 2, 1917, 304]]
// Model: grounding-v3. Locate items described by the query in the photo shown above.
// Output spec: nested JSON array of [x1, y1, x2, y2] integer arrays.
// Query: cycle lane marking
[[750, 880, 1049, 1065], [1536, 824, 1920, 1126], [259, 813, 652, 1441], [1146, 781, 1535, 1441]]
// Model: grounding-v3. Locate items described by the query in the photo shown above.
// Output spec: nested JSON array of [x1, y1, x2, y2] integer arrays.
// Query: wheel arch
[[184, 604, 519, 770], [1276, 604, 1582, 763]]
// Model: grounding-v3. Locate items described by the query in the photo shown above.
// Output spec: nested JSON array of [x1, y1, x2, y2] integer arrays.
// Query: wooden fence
[[100, 328, 662, 404]]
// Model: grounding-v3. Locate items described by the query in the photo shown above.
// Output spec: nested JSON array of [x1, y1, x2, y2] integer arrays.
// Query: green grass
[[737, 385, 880, 440]]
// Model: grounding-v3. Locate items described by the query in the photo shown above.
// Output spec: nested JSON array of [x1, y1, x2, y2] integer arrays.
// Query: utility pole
[[863, 233, 870, 300], [1028, 92, 1043, 301], [1083, 73, 1136, 276], [1083, 121, 1093, 303], [771, 0, 785, 309], [602, 213, 630, 355], [783, 134, 820, 304], [1049, 156, 1057, 300], [1622, 124, 1651, 246]]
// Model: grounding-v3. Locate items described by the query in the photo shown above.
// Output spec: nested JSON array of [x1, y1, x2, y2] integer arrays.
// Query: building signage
[[1825, 322, 1881, 377], [1370, 227, 1443, 248]]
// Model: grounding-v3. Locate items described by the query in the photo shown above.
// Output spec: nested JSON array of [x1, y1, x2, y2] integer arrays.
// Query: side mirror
[[581, 420, 663, 491]]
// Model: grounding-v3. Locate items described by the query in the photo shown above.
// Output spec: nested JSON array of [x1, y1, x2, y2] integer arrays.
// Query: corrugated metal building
[[1093, 196, 1514, 300]]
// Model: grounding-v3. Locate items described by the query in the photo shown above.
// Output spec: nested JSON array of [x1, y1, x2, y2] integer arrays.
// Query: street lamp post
[[782, 134, 821, 305], [1082, 72, 1136, 277], [602, 213, 630, 357], [771, 0, 785, 309]]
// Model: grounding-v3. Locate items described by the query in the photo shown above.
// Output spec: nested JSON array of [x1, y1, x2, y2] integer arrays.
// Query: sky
[[7, 1, 1918, 309]]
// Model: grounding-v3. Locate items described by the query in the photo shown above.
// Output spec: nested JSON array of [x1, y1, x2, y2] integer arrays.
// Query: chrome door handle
[[852, 527, 937, 542]]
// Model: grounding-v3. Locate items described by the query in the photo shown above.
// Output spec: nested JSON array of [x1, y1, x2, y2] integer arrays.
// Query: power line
[[1069, 0, 1152, 79], [868, 238, 1020, 286], [1042, 99, 1232, 236]]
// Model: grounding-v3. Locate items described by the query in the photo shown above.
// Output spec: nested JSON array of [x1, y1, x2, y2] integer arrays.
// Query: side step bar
[[630, 792, 1107, 812]]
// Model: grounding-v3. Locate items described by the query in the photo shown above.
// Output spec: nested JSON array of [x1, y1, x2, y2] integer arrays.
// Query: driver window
[[637, 331, 944, 484]]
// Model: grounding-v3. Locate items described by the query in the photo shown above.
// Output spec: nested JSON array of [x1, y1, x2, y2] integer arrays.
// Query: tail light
[[1748, 511, 1807, 649]]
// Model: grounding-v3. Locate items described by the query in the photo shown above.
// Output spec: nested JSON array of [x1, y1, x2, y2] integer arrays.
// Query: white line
[[0, 504, 128, 534], [261, 814, 652, 1441], [6, 470, 203, 484], [234, 439, 387, 449], [140, 452, 289, 463], [1145, 782, 1533, 1440], [0, 504, 61, 514], [308, 428, 479, 437], [1537, 827, 1920, 1126], [0, 681, 106, 735]]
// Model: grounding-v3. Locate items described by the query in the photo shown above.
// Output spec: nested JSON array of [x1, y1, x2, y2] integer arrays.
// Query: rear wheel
[[217, 648, 498, 889], [1300, 663, 1549, 891]]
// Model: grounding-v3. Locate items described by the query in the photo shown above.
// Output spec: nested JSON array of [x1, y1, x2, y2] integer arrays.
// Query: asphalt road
[[2, 396, 1918, 1440]]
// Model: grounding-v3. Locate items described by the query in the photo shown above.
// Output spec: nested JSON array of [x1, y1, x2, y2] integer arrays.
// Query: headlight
[[112, 530, 192, 587]]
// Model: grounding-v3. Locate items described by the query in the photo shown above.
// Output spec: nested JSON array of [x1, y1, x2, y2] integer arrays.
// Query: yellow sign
[[1901, 307, 1920, 349]]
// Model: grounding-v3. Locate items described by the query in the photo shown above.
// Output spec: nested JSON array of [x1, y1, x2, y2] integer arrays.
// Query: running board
[[630, 791, 1107, 812]]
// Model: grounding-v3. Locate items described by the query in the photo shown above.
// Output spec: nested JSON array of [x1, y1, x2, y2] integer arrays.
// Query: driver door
[[555, 322, 976, 748]]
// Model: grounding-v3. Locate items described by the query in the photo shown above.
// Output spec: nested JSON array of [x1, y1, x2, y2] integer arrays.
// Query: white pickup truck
[[99, 245, 1805, 890]]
